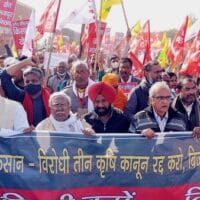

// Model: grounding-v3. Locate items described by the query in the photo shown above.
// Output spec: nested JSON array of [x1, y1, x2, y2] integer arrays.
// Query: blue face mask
[[24, 84, 42, 95]]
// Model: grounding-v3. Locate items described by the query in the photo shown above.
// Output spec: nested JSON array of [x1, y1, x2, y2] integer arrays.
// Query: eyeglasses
[[152, 96, 171, 101]]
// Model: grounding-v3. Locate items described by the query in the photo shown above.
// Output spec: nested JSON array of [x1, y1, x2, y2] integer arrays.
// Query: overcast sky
[[18, 0, 200, 34]]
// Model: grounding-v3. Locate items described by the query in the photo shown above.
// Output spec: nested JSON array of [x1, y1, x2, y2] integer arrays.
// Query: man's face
[[150, 88, 171, 117], [148, 64, 162, 83], [74, 65, 89, 88], [180, 80, 197, 105], [94, 94, 111, 117], [119, 62, 132, 81], [50, 96, 70, 121], [57, 62, 67, 74], [169, 75, 177, 89], [24, 74, 42, 86]]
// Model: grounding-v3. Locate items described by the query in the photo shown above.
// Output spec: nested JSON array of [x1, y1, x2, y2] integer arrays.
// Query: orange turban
[[88, 82, 116, 103], [102, 73, 119, 87]]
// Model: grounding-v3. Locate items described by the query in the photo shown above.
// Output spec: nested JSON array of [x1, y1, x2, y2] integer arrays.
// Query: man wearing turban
[[85, 82, 130, 133]]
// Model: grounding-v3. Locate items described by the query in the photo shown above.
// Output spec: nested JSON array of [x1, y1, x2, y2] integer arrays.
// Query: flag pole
[[120, 0, 130, 31], [46, 0, 62, 69], [45, 0, 62, 85], [78, 24, 85, 59], [94, 0, 103, 72]]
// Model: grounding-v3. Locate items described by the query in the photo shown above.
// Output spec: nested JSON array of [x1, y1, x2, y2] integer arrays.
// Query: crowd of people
[[0, 51, 200, 139]]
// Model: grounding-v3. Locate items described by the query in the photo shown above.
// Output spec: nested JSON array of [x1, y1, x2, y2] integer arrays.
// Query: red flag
[[0, 0, 16, 28], [81, 21, 106, 58], [129, 20, 151, 65], [167, 16, 189, 67], [180, 30, 200, 76], [128, 51, 143, 78], [36, 0, 61, 37], [11, 20, 29, 53]]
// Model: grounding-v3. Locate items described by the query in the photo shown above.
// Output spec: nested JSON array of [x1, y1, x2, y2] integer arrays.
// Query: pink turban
[[88, 82, 116, 103]]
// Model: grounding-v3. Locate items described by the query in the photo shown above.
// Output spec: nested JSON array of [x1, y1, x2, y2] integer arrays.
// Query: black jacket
[[172, 96, 200, 131], [85, 107, 130, 133]]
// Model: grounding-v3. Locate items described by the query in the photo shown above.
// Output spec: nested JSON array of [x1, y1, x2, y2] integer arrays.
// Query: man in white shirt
[[0, 96, 30, 136]]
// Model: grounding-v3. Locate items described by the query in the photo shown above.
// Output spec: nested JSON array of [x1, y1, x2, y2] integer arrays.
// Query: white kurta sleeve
[[13, 103, 29, 131], [0, 129, 21, 137]]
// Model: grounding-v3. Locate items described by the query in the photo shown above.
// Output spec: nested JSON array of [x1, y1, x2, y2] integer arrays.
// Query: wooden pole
[[45, 0, 62, 84], [78, 24, 85, 59], [120, 0, 130, 31], [94, 0, 103, 72]]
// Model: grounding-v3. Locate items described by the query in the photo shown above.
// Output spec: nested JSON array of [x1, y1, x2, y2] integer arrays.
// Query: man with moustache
[[129, 82, 188, 138], [36, 92, 94, 135], [118, 57, 140, 96], [172, 76, 200, 132], [124, 60, 163, 120], [85, 82, 130, 133], [63, 61, 94, 117]]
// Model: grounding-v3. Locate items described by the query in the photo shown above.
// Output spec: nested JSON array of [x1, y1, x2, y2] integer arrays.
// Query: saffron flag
[[59, 0, 96, 27], [36, 0, 61, 37], [180, 30, 200, 76], [167, 16, 189, 68], [100, 0, 121, 21], [21, 10, 36, 57]]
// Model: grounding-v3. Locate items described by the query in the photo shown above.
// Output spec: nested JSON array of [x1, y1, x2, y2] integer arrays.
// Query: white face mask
[[57, 72, 66, 77]]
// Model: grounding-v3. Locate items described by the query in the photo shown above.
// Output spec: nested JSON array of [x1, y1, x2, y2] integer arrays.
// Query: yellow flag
[[11, 44, 18, 58], [157, 34, 169, 68], [101, 0, 121, 20], [161, 33, 169, 51], [187, 16, 193, 28], [131, 20, 141, 36], [57, 34, 64, 49]]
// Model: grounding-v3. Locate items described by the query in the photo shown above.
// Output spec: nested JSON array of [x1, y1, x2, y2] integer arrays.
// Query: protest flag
[[167, 16, 189, 69], [59, 0, 96, 27], [180, 30, 200, 76], [100, 0, 121, 20], [21, 10, 36, 57], [36, 0, 61, 37], [131, 20, 141, 37], [129, 20, 151, 65]]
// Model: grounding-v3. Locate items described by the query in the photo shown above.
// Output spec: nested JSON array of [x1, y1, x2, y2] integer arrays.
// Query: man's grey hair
[[149, 81, 171, 98], [49, 92, 71, 107], [71, 60, 89, 73]]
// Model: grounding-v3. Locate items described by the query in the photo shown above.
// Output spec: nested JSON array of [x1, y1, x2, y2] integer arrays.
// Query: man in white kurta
[[0, 96, 29, 136], [36, 92, 93, 134]]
